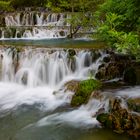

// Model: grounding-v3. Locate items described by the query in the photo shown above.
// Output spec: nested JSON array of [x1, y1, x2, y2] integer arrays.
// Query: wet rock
[[123, 66, 140, 85], [67, 57, 76, 72], [110, 53, 134, 62], [68, 49, 76, 57], [59, 30, 65, 36], [97, 97, 140, 138], [91, 90, 103, 100], [95, 67, 106, 80], [103, 55, 111, 63], [123, 67, 137, 85], [0, 15, 5, 26], [84, 53, 91, 67], [95, 52, 139, 85], [127, 98, 140, 113], [21, 72, 28, 85], [71, 79, 101, 107], [101, 80, 127, 90], [96, 62, 124, 80], [92, 50, 101, 62], [65, 80, 80, 93], [98, 63, 105, 70]]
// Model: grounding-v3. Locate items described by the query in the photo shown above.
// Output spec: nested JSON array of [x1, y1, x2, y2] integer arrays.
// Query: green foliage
[[127, 98, 140, 112], [71, 79, 101, 106], [115, 32, 140, 59], [96, 0, 140, 60], [0, 0, 13, 11], [10, 0, 47, 8]]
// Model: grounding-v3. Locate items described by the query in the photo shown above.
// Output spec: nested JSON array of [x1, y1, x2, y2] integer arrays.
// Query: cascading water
[[4, 12, 68, 26], [0, 12, 70, 39], [0, 47, 138, 140], [0, 48, 103, 87]]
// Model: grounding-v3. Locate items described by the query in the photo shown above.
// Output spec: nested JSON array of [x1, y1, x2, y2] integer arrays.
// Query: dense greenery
[[0, 0, 13, 11], [0, 0, 104, 11], [96, 0, 140, 59]]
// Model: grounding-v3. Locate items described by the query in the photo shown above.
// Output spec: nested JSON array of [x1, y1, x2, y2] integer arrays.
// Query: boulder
[[68, 49, 76, 58], [127, 98, 140, 113], [123, 67, 137, 85], [65, 80, 80, 93], [95, 52, 140, 85], [96, 62, 125, 80], [91, 50, 101, 62], [97, 97, 140, 138], [103, 54, 111, 63], [70, 79, 101, 107]]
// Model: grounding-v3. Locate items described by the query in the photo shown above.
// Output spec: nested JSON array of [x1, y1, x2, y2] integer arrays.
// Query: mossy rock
[[65, 80, 80, 92], [71, 79, 101, 107], [91, 50, 101, 62], [103, 55, 111, 63], [59, 30, 65, 37], [68, 49, 76, 58], [96, 113, 109, 125], [97, 97, 140, 137], [127, 98, 140, 112]]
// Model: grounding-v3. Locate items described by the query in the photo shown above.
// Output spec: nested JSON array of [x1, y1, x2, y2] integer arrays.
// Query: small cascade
[[0, 12, 93, 39], [0, 27, 69, 39], [0, 48, 101, 87], [4, 12, 68, 26], [0, 47, 139, 140], [0, 12, 70, 39]]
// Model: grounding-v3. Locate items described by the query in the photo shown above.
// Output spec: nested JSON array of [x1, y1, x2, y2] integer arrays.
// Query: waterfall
[[0, 47, 104, 120], [0, 12, 70, 39], [0, 48, 100, 87], [0, 47, 139, 140], [4, 12, 67, 26]]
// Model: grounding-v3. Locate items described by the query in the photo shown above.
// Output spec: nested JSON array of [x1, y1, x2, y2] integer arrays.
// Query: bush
[[10, 0, 47, 9], [96, 12, 140, 60], [71, 79, 101, 106], [0, 1, 13, 11]]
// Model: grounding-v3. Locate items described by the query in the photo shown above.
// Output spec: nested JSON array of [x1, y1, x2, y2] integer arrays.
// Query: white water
[[0, 13, 70, 39], [0, 48, 100, 87], [5, 13, 68, 26], [0, 12, 93, 39], [0, 48, 139, 129], [0, 48, 103, 127]]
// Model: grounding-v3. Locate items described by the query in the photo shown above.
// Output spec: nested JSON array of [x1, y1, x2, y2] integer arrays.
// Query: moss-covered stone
[[97, 97, 140, 137], [127, 98, 140, 112], [71, 79, 101, 107], [65, 80, 80, 92], [68, 49, 76, 58]]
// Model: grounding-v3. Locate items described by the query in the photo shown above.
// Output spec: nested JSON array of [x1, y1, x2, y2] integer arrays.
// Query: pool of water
[[0, 38, 106, 49], [0, 103, 134, 140]]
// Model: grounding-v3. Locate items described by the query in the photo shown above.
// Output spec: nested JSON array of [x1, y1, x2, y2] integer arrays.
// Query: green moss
[[127, 98, 140, 112], [71, 79, 101, 107], [0, 1, 13, 11], [97, 113, 109, 124]]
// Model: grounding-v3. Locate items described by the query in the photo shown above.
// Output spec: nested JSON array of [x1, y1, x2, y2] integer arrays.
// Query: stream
[[0, 45, 138, 140], [0, 11, 139, 140]]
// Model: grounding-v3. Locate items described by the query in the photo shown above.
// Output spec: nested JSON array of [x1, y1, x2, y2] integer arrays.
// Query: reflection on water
[[0, 39, 106, 48]]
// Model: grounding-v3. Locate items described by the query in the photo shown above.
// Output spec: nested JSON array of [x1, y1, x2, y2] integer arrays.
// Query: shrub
[[0, 1, 13, 11], [71, 79, 101, 106]]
